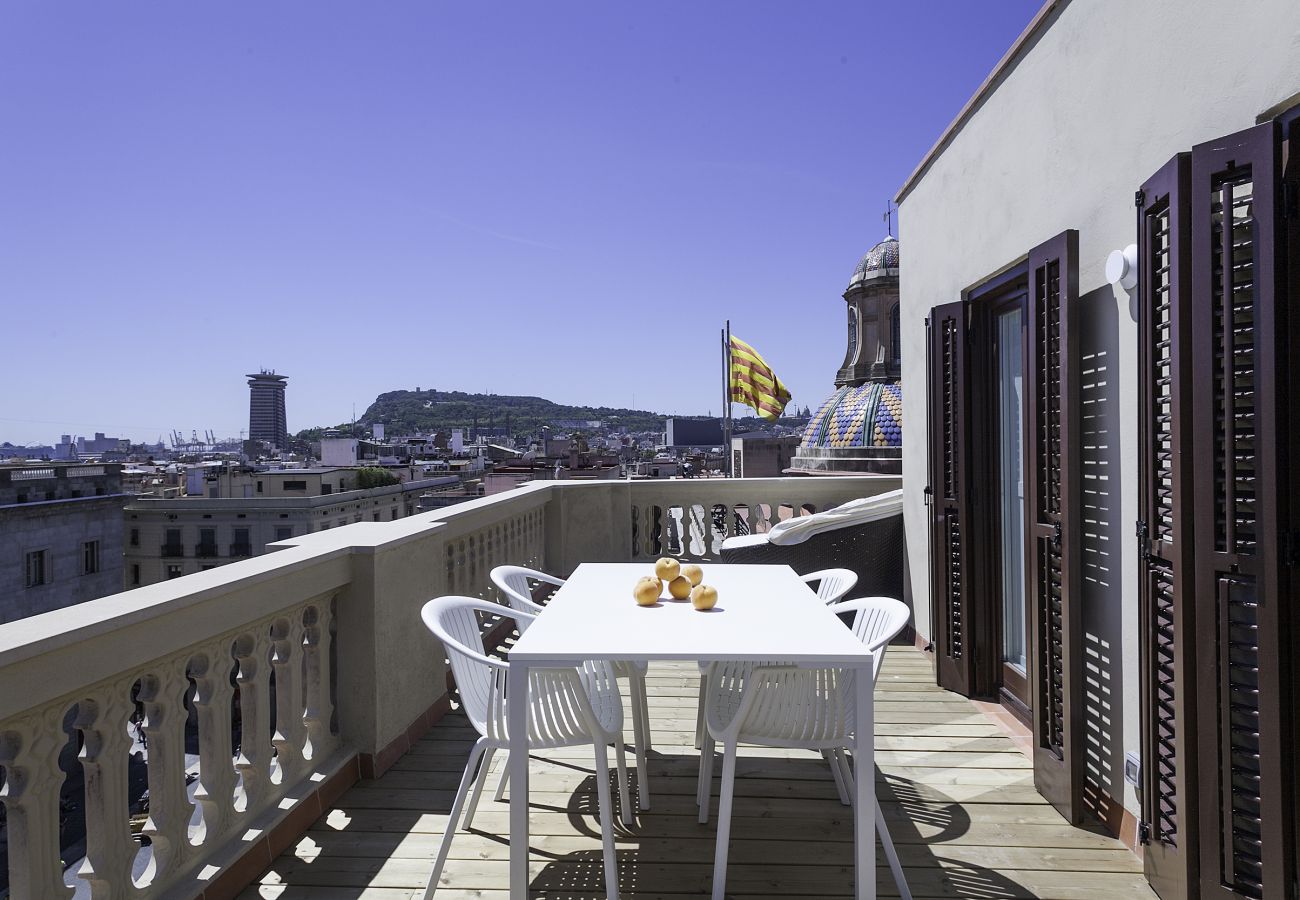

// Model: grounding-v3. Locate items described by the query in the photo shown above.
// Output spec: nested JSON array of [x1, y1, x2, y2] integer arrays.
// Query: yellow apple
[[680, 564, 703, 586], [668, 575, 693, 599], [634, 578, 661, 606], [654, 557, 680, 581], [691, 584, 718, 611]]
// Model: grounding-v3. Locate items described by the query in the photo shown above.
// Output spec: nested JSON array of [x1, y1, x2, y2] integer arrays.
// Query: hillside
[[296, 389, 807, 441]]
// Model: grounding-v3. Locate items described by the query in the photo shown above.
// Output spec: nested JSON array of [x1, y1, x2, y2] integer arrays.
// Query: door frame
[[967, 272, 1033, 722]]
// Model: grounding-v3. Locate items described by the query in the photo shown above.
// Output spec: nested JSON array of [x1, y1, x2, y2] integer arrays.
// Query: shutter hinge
[[1136, 519, 1150, 561], [923, 485, 933, 506], [1138, 821, 1152, 845], [1134, 189, 1146, 209]]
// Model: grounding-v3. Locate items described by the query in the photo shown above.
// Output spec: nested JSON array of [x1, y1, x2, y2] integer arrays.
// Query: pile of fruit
[[633, 558, 718, 610]]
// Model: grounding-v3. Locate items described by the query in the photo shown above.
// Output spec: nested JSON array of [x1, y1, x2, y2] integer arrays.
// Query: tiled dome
[[800, 382, 903, 449], [848, 236, 900, 288]]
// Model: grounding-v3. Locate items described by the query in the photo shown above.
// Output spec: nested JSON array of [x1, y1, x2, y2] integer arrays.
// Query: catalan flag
[[729, 334, 791, 421]]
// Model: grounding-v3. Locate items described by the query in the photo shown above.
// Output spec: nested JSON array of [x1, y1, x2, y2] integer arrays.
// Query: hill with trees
[[295, 388, 809, 441]]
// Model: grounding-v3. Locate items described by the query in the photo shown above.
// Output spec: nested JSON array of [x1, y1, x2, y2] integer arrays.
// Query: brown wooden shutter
[[1025, 229, 1084, 823], [1283, 109, 1300, 900], [1137, 153, 1198, 900], [926, 300, 976, 696], [1189, 120, 1296, 900]]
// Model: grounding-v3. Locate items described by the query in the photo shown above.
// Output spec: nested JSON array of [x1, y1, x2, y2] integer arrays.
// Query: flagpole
[[723, 320, 733, 477]]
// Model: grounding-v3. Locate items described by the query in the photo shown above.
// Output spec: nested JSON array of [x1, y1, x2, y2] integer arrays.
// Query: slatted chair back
[[800, 568, 859, 605], [831, 596, 911, 681], [490, 565, 566, 633]]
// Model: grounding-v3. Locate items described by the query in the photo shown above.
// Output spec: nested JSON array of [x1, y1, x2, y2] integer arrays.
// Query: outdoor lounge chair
[[719, 488, 905, 617]]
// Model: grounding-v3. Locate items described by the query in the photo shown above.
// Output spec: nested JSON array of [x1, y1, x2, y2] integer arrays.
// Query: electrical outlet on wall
[[1124, 751, 1141, 788]]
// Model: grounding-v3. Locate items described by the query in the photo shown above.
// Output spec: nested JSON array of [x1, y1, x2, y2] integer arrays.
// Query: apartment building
[[0, 463, 126, 623]]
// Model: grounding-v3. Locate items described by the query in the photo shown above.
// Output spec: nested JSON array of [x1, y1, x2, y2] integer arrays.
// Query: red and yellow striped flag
[[729, 334, 791, 421]]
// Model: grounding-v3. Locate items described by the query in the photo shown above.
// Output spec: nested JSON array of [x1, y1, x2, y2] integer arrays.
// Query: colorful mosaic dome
[[801, 382, 903, 449], [848, 236, 900, 288]]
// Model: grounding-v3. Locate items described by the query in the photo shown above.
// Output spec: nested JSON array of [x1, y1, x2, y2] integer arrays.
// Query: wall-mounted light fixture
[[1106, 243, 1138, 291]]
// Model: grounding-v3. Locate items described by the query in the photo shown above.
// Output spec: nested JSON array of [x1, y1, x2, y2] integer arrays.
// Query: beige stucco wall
[[897, 0, 1300, 816]]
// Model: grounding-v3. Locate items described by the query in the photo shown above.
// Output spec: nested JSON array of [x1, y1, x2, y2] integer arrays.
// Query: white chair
[[419, 596, 632, 900], [697, 597, 913, 900], [691, 567, 860, 749], [492, 564, 654, 809], [800, 567, 859, 605]]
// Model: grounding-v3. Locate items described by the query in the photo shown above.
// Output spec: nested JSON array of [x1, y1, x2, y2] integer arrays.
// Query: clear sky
[[1, 1, 1042, 445]]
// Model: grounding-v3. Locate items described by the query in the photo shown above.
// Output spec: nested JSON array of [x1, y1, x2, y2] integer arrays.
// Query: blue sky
[[0, 1, 1041, 445]]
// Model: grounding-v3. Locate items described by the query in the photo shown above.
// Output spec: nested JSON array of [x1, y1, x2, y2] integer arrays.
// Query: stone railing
[[0, 475, 895, 899]]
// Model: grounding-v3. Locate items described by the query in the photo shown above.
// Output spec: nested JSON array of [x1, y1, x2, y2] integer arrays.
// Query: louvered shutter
[[1137, 153, 1197, 900], [1189, 120, 1296, 900], [926, 300, 977, 696], [1025, 229, 1084, 823]]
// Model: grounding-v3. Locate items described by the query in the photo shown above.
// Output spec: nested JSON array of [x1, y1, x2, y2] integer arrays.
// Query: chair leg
[[710, 741, 739, 900], [694, 674, 707, 750], [629, 674, 651, 810], [613, 738, 634, 826], [632, 670, 652, 752], [463, 747, 496, 828], [493, 762, 510, 802], [697, 733, 716, 821], [591, 740, 622, 900], [422, 737, 487, 900], [823, 749, 851, 806], [877, 797, 912, 900], [836, 749, 855, 802]]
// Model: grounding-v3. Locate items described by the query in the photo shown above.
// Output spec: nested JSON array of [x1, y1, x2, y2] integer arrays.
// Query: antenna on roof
[[883, 201, 896, 239]]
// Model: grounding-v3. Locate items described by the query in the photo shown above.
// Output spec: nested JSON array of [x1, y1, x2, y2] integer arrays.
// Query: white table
[[506, 562, 876, 899]]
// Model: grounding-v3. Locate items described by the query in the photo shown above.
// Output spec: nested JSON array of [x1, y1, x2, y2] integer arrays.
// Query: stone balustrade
[[0, 475, 897, 899]]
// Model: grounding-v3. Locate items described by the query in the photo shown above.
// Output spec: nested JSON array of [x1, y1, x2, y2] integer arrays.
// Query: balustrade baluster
[[0, 712, 75, 900], [189, 646, 237, 843], [302, 601, 336, 758], [232, 631, 273, 813], [270, 616, 307, 783], [136, 661, 193, 881], [686, 504, 707, 558], [75, 687, 138, 898]]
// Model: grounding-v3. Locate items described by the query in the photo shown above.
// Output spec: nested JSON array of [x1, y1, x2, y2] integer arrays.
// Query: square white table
[[506, 562, 876, 899]]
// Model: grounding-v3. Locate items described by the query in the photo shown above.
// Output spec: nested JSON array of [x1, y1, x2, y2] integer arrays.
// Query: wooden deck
[[240, 650, 1155, 899]]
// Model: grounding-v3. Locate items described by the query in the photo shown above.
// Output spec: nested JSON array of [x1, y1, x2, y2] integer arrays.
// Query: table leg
[[510, 661, 531, 897], [854, 658, 876, 900]]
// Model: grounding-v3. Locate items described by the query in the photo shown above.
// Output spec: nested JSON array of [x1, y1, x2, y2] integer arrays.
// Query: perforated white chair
[[419, 596, 632, 899], [492, 564, 654, 809], [800, 567, 859, 605], [691, 567, 860, 749], [697, 596, 913, 900]]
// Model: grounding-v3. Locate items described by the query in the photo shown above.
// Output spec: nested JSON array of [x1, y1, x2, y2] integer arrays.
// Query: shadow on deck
[[238, 650, 1153, 899]]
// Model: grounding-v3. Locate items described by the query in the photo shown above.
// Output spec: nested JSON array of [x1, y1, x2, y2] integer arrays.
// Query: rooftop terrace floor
[[240, 650, 1154, 899]]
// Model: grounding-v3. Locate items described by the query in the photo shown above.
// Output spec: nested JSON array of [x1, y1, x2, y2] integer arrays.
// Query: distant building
[[247, 370, 289, 448], [0, 463, 127, 623], [123, 470, 449, 587], [665, 418, 724, 449], [730, 433, 800, 478]]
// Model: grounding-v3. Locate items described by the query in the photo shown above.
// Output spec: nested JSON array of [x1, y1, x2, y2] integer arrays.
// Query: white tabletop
[[509, 562, 872, 666]]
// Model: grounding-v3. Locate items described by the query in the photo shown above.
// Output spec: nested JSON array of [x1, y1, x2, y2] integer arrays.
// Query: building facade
[[123, 473, 445, 587], [247, 370, 289, 448], [0, 463, 126, 623], [895, 3, 1300, 898]]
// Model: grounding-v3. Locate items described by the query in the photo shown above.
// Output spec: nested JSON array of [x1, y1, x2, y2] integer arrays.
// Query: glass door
[[995, 303, 1029, 713]]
